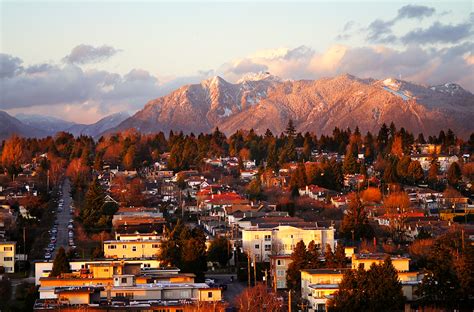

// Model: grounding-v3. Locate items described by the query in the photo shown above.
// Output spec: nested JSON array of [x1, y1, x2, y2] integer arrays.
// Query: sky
[[0, 0, 473, 123]]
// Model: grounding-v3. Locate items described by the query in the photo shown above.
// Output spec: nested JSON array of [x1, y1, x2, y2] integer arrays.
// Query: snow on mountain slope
[[109, 74, 474, 137], [16, 113, 76, 136]]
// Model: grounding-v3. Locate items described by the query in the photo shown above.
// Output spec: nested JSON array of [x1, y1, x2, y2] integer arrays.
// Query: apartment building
[[104, 240, 160, 259], [0, 241, 15, 273], [301, 253, 423, 312], [351, 253, 410, 272], [242, 223, 335, 262], [36, 271, 222, 311], [269, 254, 292, 289], [35, 259, 162, 285], [301, 268, 348, 312]]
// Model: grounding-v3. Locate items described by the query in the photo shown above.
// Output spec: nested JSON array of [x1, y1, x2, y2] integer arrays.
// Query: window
[[122, 245, 127, 249], [143, 263, 151, 268], [264, 235, 271, 241], [108, 245, 116, 249], [132, 246, 137, 252], [208, 291, 213, 298], [116, 292, 124, 297], [125, 293, 134, 299], [152, 244, 159, 248], [121, 277, 127, 283], [277, 260, 281, 266], [254, 244, 259, 249], [277, 270, 284, 276], [265, 244, 271, 251], [103, 269, 109, 272], [3, 257, 12, 261], [3, 247, 12, 251]]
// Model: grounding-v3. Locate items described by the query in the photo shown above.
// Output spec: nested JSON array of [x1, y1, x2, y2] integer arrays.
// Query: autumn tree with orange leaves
[[361, 187, 382, 203], [1, 135, 29, 178], [235, 283, 283, 312], [66, 158, 91, 197]]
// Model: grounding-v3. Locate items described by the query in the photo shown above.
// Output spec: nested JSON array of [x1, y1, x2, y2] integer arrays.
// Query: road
[[52, 179, 73, 257], [205, 273, 245, 306]]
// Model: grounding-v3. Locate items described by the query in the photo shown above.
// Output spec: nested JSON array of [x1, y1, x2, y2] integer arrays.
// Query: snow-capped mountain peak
[[430, 83, 467, 96], [237, 71, 281, 84]]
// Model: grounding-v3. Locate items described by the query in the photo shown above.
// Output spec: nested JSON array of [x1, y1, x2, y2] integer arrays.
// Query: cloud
[[224, 59, 268, 75], [63, 44, 120, 64], [217, 43, 474, 92], [396, 5, 435, 20], [401, 21, 473, 44], [362, 4, 440, 43], [366, 19, 397, 43], [221, 45, 316, 81], [0, 53, 23, 78], [0, 53, 161, 119]]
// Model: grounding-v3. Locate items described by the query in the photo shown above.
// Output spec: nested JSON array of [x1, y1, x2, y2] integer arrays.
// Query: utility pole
[[264, 269, 268, 288], [247, 252, 251, 287], [253, 254, 257, 285], [288, 290, 292, 312], [23, 227, 26, 255], [274, 265, 277, 292]]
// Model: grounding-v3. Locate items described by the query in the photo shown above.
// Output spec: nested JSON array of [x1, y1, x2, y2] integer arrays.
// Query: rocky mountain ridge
[[110, 73, 474, 137]]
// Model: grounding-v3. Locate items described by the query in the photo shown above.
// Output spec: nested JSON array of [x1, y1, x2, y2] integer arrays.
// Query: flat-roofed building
[[351, 253, 410, 272], [104, 240, 160, 259], [242, 222, 335, 262], [0, 241, 15, 273]]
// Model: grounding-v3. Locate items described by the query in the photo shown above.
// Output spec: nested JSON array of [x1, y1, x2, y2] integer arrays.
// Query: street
[[52, 179, 73, 257], [205, 273, 245, 306]]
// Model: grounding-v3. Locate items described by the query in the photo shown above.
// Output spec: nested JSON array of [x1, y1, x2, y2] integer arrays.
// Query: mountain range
[[0, 111, 130, 141], [2, 73, 473, 141], [109, 73, 474, 137]]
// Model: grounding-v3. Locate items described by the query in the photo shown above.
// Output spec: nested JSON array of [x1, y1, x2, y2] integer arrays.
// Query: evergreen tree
[[247, 178, 264, 200], [340, 194, 374, 241], [80, 178, 105, 233], [428, 160, 440, 187], [286, 240, 307, 291], [447, 162, 462, 186], [396, 156, 411, 182], [407, 160, 424, 184], [266, 142, 279, 170], [324, 244, 336, 268], [417, 133, 426, 144], [289, 163, 307, 197], [285, 119, 296, 137], [334, 244, 348, 267], [158, 222, 207, 282], [207, 236, 232, 267], [383, 158, 398, 183], [307, 240, 321, 269], [343, 147, 358, 174], [416, 231, 474, 308], [377, 123, 389, 153], [302, 134, 313, 161], [50, 247, 70, 277], [365, 258, 404, 312], [329, 258, 404, 312]]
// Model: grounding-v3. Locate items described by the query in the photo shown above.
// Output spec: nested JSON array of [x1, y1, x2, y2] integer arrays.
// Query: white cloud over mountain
[[1, 6, 473, 123]]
